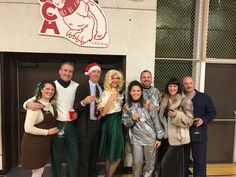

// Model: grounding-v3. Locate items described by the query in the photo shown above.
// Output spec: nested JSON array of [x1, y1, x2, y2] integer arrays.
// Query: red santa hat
[[85, 62, 101, 75]]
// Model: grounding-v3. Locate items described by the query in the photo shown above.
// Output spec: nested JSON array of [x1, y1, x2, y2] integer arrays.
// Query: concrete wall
[[0, 0, 157, 82], [0, 0, 157, 169]]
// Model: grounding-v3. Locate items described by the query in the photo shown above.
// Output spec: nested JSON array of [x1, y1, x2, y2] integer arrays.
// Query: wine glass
[[139, 116, 146, 122], [193, 118, 201, 135], [58, 125, 65, 138], [130, 108, 146, 122]]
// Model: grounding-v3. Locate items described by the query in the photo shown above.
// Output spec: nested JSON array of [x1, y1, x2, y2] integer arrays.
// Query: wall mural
[[39, 0, 109, 47]]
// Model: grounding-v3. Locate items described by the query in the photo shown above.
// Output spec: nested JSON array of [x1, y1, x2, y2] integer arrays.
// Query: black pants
[[185, 142, 207, 177], [78, 120, 100, 177], [52, 120, 79, 177]]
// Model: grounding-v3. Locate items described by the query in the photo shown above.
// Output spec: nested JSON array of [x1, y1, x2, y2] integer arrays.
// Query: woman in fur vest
[[158, 78, 193, 177]]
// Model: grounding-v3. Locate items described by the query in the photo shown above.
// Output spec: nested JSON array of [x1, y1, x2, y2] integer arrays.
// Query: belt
[[57, 120, 77, 124], [89, 119, 100, 124]]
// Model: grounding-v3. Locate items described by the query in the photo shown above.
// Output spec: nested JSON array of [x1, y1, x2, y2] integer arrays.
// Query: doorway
[[205, 63, 236, 163], [2, 52, 125, 173]]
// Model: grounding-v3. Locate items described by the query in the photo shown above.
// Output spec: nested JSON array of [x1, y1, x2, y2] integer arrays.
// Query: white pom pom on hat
[[85, 62, 101, 75]]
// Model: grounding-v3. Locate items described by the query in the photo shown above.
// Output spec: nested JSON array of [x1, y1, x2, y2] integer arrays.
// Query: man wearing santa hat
[[73, 62, 103, 177]]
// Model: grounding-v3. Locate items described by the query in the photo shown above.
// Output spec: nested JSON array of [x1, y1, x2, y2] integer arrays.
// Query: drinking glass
[[193, 118, 201, 135], [58, 125, 65, 138], [130, 108, 146, 122]]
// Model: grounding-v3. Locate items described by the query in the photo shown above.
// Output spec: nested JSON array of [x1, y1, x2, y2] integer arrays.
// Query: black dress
[[157, 107, 185, 177]]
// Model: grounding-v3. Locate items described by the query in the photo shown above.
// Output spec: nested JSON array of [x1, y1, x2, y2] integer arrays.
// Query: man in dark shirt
[[183, 76, 216, 177]]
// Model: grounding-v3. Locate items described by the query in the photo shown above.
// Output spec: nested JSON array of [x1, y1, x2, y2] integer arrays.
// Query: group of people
[[21, 61, 216, 177]]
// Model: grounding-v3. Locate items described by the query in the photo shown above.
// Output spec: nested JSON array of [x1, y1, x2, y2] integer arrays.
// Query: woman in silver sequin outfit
[[122, 80, 164, 177]]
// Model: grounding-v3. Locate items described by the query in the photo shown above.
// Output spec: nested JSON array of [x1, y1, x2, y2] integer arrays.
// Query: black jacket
[[73, 81, 103, 136]]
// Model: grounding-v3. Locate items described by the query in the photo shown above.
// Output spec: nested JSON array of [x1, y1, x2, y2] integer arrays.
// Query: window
[[155, 0, 196, 90], [207, 0, 236, 59]]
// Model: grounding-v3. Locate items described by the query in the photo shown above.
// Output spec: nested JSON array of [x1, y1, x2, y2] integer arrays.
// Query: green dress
[[98, 90, 125, 162], [99, 111, 125, 162]]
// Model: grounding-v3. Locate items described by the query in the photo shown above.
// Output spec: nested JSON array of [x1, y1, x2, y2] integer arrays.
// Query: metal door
[[205, 63, 236, 163]]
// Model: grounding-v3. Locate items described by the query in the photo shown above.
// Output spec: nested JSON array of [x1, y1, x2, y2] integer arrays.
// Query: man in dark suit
[[73, 62, 102, 177], [183, 76, 216, 177]]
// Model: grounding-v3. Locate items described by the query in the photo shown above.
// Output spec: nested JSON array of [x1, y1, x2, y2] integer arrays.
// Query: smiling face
[[168, 84, 178, 96], [182, 76, 195, 94], [89, 69, 101, 84], [140, 71, 152, 88], [41, 83, 56, 101], [130, 85, 142, 101], [59, 63, 74, 82], [110, 74, 121, 88]]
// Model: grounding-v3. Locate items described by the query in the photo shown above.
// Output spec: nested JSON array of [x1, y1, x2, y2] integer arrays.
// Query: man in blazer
[[183, 76, 216, 177], [73, 62, 102, 177]]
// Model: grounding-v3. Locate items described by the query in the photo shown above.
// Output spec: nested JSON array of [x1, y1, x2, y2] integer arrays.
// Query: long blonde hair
[[104, 69, 124, 92]]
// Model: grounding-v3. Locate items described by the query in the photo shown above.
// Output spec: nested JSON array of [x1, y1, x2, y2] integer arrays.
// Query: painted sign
[[39, 0, 109, 47]]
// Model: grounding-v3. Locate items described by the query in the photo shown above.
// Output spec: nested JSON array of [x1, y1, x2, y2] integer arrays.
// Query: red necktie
[[94, 85, 100, 118]]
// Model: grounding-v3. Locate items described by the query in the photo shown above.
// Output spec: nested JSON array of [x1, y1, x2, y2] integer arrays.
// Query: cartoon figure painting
[[39, 0, 109, 47]]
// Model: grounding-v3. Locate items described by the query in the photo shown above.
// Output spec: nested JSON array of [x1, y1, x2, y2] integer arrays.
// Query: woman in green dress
[[98, 69, 125, 177]]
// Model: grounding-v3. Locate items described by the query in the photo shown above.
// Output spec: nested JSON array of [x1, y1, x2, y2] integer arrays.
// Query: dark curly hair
[[127, 80, 144, 107], [164, 78, 182, 95]]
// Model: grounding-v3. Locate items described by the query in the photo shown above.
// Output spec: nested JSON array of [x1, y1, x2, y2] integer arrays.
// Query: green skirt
[[99, 111, 125, 162]]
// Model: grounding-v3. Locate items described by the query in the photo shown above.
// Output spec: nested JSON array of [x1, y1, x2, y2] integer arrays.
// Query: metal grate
[[154, 0, 196, 92], [207, 0, 236, 59], [154, 0, 236, 91], [155, 0, 196, 58], [154, 59, 192, 92]]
